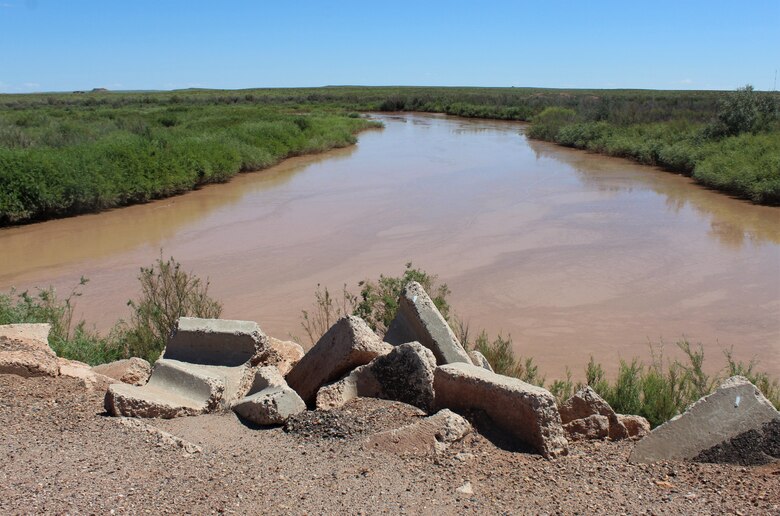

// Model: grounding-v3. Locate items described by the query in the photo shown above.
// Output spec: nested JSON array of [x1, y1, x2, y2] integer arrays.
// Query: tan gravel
[[1, 374, 778, 515]]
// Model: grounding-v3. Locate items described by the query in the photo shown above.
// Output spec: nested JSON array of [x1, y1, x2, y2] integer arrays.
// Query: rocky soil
[[1, 374, 778, 515]]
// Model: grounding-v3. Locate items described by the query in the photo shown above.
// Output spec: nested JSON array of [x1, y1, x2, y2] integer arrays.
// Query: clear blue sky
[[1, 0, 778, 93]]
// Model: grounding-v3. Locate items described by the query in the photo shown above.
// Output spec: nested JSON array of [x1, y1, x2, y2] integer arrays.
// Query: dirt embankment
[[1, 374, 778, 515]]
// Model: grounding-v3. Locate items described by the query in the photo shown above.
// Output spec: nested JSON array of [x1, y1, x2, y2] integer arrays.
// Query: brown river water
[[1, 113, 778, 378]]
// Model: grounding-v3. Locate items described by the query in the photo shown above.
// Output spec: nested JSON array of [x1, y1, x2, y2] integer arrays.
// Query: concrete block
[[385, 282, 471, 366], [434, 362, 568, 458], [630, 376, 780, 463]]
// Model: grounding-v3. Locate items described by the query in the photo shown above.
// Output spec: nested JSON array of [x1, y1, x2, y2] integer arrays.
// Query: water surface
[[2, 114, 778, 377]]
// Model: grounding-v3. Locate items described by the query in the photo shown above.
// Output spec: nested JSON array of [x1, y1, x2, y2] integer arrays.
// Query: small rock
[[456, 481, 474, 495]]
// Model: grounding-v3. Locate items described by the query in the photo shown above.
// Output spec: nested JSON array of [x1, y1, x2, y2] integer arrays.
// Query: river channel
[[1, 113, 778, 378]]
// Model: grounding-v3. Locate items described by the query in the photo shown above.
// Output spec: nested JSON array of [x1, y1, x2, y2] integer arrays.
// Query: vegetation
[[120, 255, 223, 362], [473, 331, 780, 427], [0, 102, 377, 225], [300, 263, 779, 426], [2, 259, 778, 427], [2, 86, 778, 226], [300, 263, 449, 345], [0, 256, 222, 364], [527, 85, 780, 204]]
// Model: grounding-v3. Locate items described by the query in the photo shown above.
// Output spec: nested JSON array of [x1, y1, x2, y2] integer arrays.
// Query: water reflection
[[525, 137, 780, 248], [0, 145, 358, 282]]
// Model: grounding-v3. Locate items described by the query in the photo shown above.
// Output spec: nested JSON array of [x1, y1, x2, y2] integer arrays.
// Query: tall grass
[[0, 256, 223, 365], [471, 332, 780, 427], [0, 104, 377, 225]]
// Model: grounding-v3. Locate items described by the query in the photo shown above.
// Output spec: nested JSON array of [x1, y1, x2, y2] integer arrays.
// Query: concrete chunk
[[92, 357, 151, 386], [434, 362, 568, 458], [630, 376, 780, 463], [164, 317, 267, 367], [255, 337, 304, 376], [233, 386, 306, 426], [385, 282, 471, 366], [468, 350, 493, 372], [559, 386, 629, 441], [286, 316, 391, 404], [316, 342, 436, 412], [0, 323, 59, 378], [105, 359, 226, 418], [563, 414, 610, 441], [366, 409, 472, 455]]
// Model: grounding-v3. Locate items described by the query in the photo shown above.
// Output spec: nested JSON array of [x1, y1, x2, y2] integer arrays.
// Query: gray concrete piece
[[164, 317, 267, 367], [0, 323, 59, 378], [630, 376, 780, 463], [434, 362, 568, 458], [104, 357, 258, 417], [468, 350, 493, 372], [316, 342, 436, 412], [233, 386, 306, 425], [246, 366, 287, 395], [365, 409, 472, 455], [286, 315, 391, 404], [92, 357, 151, 385], [384, 282, 471, 366]]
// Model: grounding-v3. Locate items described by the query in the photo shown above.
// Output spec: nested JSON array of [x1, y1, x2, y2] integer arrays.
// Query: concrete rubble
[[468, 350, 493, 372], [286, 315, 391, 405], [256, 337, 304, 376], [385, 281, 472, 366], [559, 386, 630, 441], [434, 362, 569, 458], [316, 342, 436, 412], [105, 317, 267, 418], [58, 358, 114, 391], [630, 376, 780, 463], [0, 323, 60, 378], [365, 409, 471, 455], [92, 357, 152, 386], [233, 366, 306, 425]]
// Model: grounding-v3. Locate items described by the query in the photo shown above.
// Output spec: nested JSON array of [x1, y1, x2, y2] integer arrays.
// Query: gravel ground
[[1, 374, 778, 515]]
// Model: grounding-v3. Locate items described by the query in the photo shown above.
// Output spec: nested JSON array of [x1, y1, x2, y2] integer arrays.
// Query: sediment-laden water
[[2, 113, 778, 377]]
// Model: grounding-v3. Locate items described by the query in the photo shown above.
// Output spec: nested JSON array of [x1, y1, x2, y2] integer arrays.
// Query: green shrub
[[527, 107, 577, 141], [121, 255, 222, 363]]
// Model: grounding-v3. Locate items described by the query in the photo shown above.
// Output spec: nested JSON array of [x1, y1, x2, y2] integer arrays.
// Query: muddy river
[[1, 113, 778, 378]]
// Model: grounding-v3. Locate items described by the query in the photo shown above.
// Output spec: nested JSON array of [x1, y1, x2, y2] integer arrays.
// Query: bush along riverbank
[[0, 104, 378, 225], [2, 86, 778, 227], [525, 86, 780, 204]]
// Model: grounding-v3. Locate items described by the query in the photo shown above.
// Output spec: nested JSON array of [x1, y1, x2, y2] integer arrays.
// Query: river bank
[[1, 373, 777, 514]]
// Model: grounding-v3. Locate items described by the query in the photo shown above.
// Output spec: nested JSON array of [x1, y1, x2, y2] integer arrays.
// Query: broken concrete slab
[[630, 376, 780, 463], [563, 414, 610, 441], [559, 386, 629, 441], [693, 419, 780, 466], [105, 359, 226, 418], [233, 386, 306, 426], [468, 350, 493, 372], [106, 317, 268, 419], [365, 409, 471, 455], [233, 366, 305, 425], [384, 282, 471, 366], [58, 358, 114, 391], [286, 315, 391, 404], [164, 317, 267, 367], [92, 357, 151, 386], [434, 362, 568, 458], [0, 323, 59, 378], [255, 337, 304, 376], [316, 342, 436, 412]]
